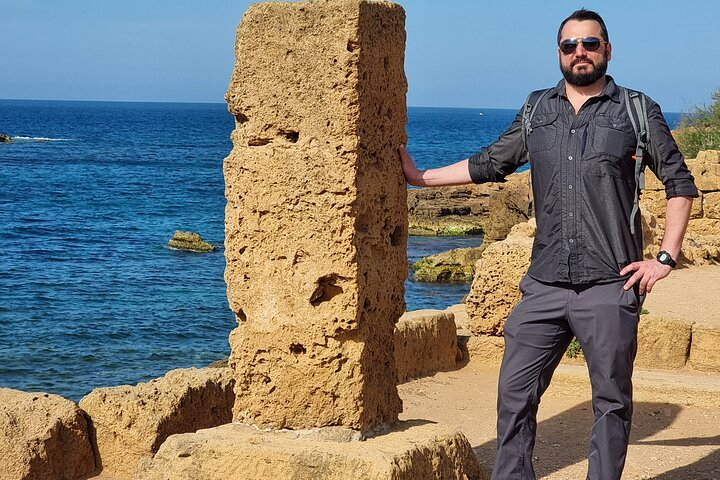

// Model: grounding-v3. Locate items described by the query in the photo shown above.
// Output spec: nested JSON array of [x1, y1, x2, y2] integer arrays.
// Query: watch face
[[659, 253, 669, 262]]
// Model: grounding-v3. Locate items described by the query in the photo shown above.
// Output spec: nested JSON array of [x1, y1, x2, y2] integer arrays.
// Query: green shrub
[[565, 337, 583, 359], [675, 88, 720, 158]]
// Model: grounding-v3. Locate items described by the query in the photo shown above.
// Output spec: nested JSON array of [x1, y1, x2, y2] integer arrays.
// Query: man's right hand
[[398, 144, 473, 187], [399, 144, 424, 186]]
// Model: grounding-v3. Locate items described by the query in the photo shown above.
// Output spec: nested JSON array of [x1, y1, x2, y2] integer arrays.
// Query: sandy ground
[[400, 264, 720, 479], [642, 264, 720, 327]]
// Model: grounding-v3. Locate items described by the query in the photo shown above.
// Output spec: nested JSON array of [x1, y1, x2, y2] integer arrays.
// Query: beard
[[560, 51, 608, 87]]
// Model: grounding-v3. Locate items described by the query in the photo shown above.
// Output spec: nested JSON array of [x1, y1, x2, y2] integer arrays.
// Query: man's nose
[[574, 42, 588, 55]]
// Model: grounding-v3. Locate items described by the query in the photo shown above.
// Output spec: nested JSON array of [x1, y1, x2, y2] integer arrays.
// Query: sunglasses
[[559, 36, 607, 55]]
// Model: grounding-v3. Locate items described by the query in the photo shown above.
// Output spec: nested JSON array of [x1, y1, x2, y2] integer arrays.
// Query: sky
[[1, 0, 719, 113]]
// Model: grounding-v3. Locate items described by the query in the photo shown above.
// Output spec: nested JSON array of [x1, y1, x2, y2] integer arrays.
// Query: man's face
[[558, 19, 611, 87]]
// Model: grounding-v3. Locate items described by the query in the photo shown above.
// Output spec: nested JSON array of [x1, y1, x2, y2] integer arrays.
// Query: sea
[[0, 100, 681, 401]]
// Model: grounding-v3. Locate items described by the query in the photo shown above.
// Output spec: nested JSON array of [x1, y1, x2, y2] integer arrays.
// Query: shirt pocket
[[528, 113, 559, 154], [588, 116, 636, 181], [591, 115, 635, 159]]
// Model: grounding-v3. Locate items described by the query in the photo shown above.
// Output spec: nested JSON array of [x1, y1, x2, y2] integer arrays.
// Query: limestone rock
[[408, 172, 530, 240], [0, 388, 95, 480], [144, 422, 484, 480], [167, 230, 215, 252], [704, 192, 720, 219], [224, 0, 407, 433], [79, 367, 235, 478], [0, 133, 12, 143], [412, 245, 485, 282], [466, 335, 505, 364], [640, 190, 704, 219], [635, 316, 693, 370], [395, 310, 458, 383], [689, 156, 720, 191], [688, 324, 720, 372], [696, 149, 720, 164], [466, 219, 535, 335]]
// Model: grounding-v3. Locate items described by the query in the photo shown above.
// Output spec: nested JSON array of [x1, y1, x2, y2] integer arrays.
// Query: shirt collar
[[550, 75, 621, 103]]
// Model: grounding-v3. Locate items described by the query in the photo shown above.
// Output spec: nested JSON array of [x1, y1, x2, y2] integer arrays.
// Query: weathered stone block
[[0, 388, 95, 480], [689, 324, 720, 372], [224, 0, 407, 433], [686, 218, 720, 237], [704, 192, 720, 219], [635, 316, 692, 370], [395, 310, 458, 383], [640, 190, 703, 219], [466, 335, 506, 364], [144, 422, 484, 480], [696, 149, 720, 164], [689, 158, 720, 191], [466, 220, 534, 335], [79, 367, 235, 478]]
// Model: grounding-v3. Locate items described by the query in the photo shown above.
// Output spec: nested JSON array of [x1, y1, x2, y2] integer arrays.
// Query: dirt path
[[399, 360, 720, 479]]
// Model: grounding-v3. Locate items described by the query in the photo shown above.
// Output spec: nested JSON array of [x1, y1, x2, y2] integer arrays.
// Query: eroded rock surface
[[0, 388, 95, 480], [224, 0, 408, 434], [167, 230, 215, 252], [408, 171, 530, 240], [144, 422, 483, 480], [465, 220, 535, 335], [395, 310, 459, 383], [79, 367, 235, 478]]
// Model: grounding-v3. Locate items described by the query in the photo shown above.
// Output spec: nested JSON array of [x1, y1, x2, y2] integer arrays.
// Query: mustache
[[571, 57, 595, 67]]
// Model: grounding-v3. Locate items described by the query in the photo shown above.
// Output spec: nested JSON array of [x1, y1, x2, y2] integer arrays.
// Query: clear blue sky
[[2, 0, 718, 112]]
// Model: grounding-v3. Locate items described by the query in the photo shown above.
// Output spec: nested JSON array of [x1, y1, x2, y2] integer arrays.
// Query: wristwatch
[[656, 250, 677, 268]]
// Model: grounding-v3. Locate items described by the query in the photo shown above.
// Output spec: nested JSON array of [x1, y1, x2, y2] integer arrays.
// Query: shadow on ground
[[473, 401, 720, 479]]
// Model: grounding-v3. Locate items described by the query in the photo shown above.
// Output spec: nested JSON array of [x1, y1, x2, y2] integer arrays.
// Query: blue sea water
[[0, 100, 680, 401]]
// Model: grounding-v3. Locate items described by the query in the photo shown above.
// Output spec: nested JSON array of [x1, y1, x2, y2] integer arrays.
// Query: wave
[[12, 136, 73, 142]]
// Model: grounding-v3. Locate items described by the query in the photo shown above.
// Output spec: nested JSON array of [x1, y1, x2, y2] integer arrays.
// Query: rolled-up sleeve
[[468, 109, 527, 184], [646, 100, 699, 199]]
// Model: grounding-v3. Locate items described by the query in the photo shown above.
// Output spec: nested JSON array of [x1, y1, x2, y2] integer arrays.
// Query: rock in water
[[168, 231, 215, 252], [0, 133, 13, 143]]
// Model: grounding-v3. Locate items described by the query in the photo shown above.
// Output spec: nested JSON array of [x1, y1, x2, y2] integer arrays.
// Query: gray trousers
[[491, 275, 641, 480]]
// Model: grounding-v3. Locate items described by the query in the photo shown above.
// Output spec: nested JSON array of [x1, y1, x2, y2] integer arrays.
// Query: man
[[399, 9, 698, 480]]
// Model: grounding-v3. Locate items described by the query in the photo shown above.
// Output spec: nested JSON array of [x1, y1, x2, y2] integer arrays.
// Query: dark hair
[[557, 9, 609, 44]]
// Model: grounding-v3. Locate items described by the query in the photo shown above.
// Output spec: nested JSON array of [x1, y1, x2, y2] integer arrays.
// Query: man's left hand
[[620, 259, 672, 294]]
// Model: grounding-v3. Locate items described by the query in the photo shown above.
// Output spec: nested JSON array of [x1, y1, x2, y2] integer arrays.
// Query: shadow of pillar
[[472, 401, 697, 478]]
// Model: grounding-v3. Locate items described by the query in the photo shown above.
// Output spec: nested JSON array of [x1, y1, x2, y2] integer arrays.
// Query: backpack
[[521, 86, 649, 234]]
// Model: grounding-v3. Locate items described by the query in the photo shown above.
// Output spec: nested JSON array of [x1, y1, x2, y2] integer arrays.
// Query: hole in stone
[[236, 309, 247, 322], [383, 56, 389, 70], [310, 275, 344, 306], [248, 137, 271, 147], [390, 226, 403, 246], [281, 130, 299, 143], [347, 39, 358, 52], [290, 343, 306, 355], [235, 113, 249, 124], [363, 298, 372, 311]]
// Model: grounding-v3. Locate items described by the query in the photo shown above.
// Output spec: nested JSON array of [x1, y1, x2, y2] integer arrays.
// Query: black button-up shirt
[[468, 77, 698, 284]]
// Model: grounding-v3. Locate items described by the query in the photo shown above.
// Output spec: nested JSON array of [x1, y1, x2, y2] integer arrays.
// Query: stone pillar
[[224, 0, 408, 434]]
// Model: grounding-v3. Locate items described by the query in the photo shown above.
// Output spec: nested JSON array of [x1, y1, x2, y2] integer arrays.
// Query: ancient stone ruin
[[223, 0, 409, 434]]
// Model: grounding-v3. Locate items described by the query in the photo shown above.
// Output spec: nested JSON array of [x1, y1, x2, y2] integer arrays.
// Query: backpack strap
[[621, 87, 650, 235], [521, 88, 552, 217], [522, 88, 553, 156]]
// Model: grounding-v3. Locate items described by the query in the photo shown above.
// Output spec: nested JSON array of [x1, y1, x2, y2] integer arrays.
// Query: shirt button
[[568, 155, 573, 160], [568, 184, 573, 189], [569, 239, 574, 243], [569, 212, 574, 217], [571, 129, 576, 134]]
